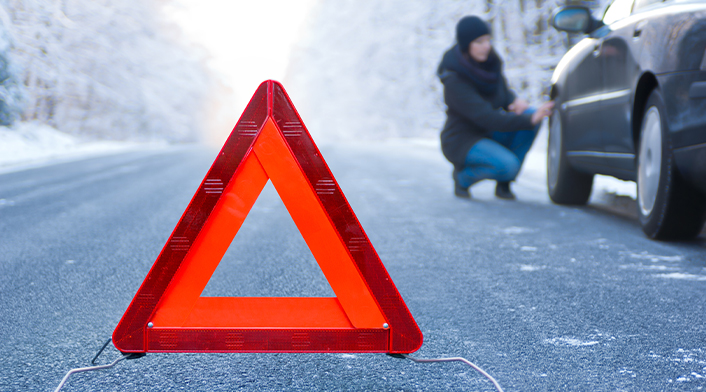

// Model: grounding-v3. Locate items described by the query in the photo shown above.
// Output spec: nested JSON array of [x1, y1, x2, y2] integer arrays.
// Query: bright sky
[[166, 0, 317, 109]]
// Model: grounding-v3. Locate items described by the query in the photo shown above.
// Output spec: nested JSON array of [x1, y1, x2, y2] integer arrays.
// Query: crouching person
[[438, 15, 554, 199]]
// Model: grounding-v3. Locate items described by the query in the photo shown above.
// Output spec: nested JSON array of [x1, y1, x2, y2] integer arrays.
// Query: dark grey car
[[549, 0, 706, 240]]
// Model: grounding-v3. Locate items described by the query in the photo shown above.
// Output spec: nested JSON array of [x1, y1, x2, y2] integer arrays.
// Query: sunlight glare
[[166, 0, 317, 143]]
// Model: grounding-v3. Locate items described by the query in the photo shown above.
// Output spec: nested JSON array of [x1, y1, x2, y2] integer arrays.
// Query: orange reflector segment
[[112, 80, 423, 354]]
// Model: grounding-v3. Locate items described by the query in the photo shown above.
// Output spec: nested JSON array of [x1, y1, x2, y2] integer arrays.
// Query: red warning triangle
[[113, 80, 422, 354]]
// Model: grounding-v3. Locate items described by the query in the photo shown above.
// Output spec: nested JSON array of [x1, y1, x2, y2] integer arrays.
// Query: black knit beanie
[[456, 16, 491, 54]]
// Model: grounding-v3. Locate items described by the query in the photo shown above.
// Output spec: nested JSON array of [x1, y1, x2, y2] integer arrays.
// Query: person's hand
[[531, 101, 555, 125], [508, 98, 530, 115]]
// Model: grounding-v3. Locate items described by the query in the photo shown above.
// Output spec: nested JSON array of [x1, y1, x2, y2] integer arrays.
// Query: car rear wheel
[[547, 110, 594, 205], [637, 88, 706, 239]]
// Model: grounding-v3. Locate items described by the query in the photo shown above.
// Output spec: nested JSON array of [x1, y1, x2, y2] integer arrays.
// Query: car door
[[560, 31, 606, 168], [600, 0, 661, 177]]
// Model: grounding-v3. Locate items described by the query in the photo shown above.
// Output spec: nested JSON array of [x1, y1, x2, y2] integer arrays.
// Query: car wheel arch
[[632, 73, 658, 151]]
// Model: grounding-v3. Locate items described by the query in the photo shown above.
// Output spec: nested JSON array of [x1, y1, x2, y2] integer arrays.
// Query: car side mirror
[[552, 6, 600, 34]]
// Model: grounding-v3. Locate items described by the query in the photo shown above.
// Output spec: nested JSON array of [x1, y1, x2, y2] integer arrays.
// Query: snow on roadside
[[0, 122, 169, 174], [344, 126, 638, 207], [0, 121, 637, 211], [517, 122, 637, 204]]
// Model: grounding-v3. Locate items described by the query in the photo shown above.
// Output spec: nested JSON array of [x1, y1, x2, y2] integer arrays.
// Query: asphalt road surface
[[1, 141, 705, 391]]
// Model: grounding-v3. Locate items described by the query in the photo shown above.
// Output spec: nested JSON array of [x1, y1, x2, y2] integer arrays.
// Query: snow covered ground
[[453, 122, 639, 208], [0, 119, 637, 212], [519, 122, 638, 207], [0, 122, 171, 175], [0, 0, 636, 208], [277, 0, 636, 207]]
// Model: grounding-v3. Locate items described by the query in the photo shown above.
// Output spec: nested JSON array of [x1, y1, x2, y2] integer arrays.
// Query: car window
[[633, 0, 664, 12], [603, 0, 635, 24]]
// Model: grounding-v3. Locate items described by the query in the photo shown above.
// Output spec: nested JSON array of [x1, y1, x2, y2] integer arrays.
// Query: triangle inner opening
[[200, 181, 335, 298]]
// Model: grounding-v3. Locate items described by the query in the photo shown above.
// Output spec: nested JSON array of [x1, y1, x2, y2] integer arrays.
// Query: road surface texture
[[1, 140, 705, 391]]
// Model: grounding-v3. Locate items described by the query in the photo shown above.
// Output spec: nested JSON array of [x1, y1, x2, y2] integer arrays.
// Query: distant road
[[1, 142, 705, 391]]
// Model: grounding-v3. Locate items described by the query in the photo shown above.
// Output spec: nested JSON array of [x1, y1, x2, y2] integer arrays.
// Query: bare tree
[[285, 0, 612, 141], [0, 0, 212, 141]]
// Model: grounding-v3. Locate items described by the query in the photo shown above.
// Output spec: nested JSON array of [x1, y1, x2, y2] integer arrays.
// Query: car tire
[[547, 109, 594, 205], [637, 88, 706, 240]]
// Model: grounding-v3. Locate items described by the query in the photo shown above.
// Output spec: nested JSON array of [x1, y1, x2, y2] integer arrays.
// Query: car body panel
[[599, 19, 643, 173], [558, 38, 606, 156], [551, 0, 706, 191], [639, 2, 706, 74], [553, 38, 607, 170]]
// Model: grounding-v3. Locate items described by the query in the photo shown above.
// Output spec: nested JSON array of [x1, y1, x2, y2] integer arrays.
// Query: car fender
[[550, 37, 596, 101], [638, 4, 706, 74]]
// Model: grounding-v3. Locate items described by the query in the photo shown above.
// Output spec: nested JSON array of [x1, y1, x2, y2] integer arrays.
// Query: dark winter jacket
[[437, 45, 534, 168]]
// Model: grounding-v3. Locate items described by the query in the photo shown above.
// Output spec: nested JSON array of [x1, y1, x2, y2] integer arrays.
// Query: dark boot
[[495, 181, 516, 200], [455, 184, 471, 198], [453, 169, 471, 198]]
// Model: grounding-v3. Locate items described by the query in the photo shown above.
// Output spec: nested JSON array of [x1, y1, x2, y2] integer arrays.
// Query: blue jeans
[[455, 121, 538, 189]]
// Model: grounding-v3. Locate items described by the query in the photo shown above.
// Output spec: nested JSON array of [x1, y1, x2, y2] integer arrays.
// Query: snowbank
[[0, 0, 636, 206], [519, 122, 637, 204], [0, 120, 635, 204], [0, 122, 168, 174], [282, 0, 635, 204]]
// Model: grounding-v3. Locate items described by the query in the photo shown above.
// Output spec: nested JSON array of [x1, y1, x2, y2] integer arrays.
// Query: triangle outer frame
[[112, 80, 423, 354]]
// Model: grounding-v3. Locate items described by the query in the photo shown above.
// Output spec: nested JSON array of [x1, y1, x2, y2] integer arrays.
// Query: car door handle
[[634, 21, 647, 38]]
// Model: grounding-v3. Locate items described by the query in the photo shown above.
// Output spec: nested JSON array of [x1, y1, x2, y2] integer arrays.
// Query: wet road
[[1, 141, 705, 391]]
